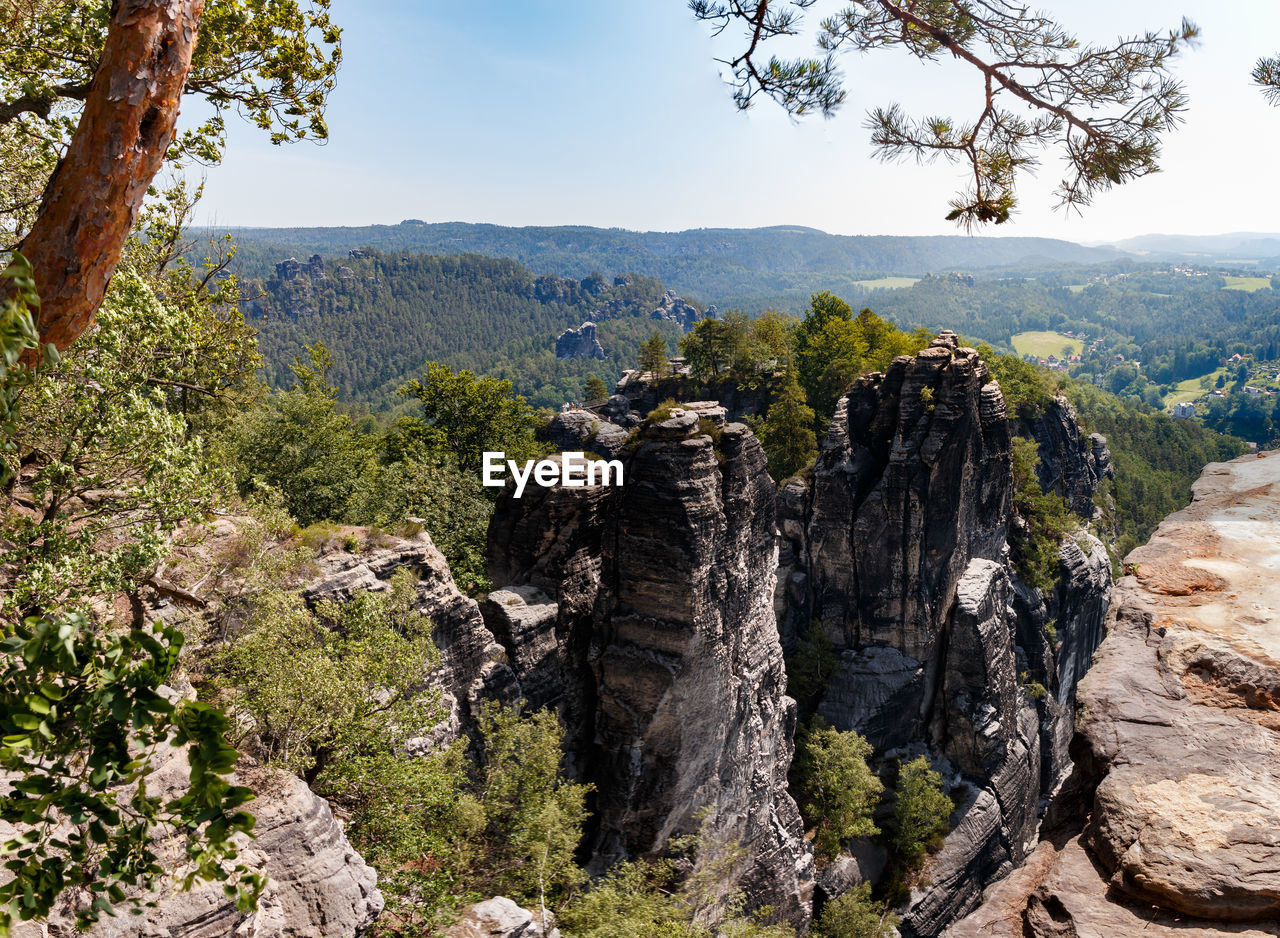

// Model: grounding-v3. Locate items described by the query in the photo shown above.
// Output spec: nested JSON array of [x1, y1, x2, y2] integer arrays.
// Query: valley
[[7, 3, 1280, 936]]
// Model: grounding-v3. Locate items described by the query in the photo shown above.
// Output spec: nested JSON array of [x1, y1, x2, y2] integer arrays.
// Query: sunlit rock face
[[6, 748, 383, 938], [948, 452, 1280, 938], [486, 409, 814, 926], [555, 321, 606, 360], [473, 333, 1115, 936], [775, 333, 1112, 937]]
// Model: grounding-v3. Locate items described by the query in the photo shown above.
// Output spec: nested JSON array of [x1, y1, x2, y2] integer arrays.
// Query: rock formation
[[443, 897, 561, 937], [486, 406, 814, 924], [539, 408, 631, 458], [1017, 396, 1111, 519], [775, 333, 1113, 937], [610, 371, 776, 424], [464, 333, 1114, 935], [650, 289, 703, 330], [9, 747, 382, 938], [554, 321, 606, 360], [304, 528, 519, 743], [948, 453, 1280, 938]]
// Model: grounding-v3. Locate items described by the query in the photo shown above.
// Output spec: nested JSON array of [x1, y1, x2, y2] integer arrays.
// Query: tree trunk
[[14, 0, 205, 352]]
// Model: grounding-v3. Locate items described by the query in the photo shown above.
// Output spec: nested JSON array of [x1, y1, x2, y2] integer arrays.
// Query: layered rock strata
[[305, 529, 518, 743], [486, 407, 813, 924], [949, 453, 1280, 937], [775, 333, 1112, 937], [9, 748, 382, 938]]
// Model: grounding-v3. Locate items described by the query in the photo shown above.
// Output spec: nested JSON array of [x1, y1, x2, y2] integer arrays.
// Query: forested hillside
[[217, 221, 1121, 306], [853, 269, 1280, 442], [247, 251, 685, 409]]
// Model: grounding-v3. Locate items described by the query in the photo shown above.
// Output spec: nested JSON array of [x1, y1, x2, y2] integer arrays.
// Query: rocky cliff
[[8, 747, 382, 938], [948, 452, 1280, 938], [469, 333, 1115, 934], [554, 321, 606, 360], [650, 289, 704, 330], [774, 333, 1113, 936], [303, 528, 520, 744], [486, 405, 813, 924]]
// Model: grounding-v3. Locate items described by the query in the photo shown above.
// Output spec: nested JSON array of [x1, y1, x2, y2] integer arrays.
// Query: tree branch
[[0, 83, 92, 126]]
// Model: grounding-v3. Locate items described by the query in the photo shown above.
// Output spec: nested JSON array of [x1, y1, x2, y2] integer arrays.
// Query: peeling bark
[[13, 0, 205, 352]]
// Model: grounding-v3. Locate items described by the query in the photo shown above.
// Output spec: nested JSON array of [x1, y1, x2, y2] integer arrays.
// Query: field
[[1222, 276, 1273, 293], [1011, 331, 1084, 359], [1163, 368, 1228, 410], [1065, 284, 1087, 293], [853, 276, 920, 290]]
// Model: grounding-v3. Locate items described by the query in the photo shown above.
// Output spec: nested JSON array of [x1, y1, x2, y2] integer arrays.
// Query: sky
[[192, 1, 1280, 243]]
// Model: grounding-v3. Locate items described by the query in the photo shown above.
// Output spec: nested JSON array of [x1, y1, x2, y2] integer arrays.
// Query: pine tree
[[794, 719, 883, 861], [638, 330, 671, 378], [759, 367, 818, 481], [584, 374, 609, 401]]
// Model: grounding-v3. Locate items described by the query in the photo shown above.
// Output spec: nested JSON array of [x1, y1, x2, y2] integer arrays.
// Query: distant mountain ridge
[[211, 221, 1124, 307], [1104, 232, 1280, 260]]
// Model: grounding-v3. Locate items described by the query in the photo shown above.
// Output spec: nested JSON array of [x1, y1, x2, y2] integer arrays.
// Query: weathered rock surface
[[650, 289, 703, 329], [1019, 398, 1112, 520], [443, 897, 561, 937], [775, 333, 1113, 937], [487, 408, 813, 924], [539, 408, 630, 458], [11, 749, 382, 938], [788, 333, 1013, 673], [555, 321, 606, 360], [947, 836, 1280, 938], [611, 371, 775, 425], [947, 452, 1280, 936], [305, 529, 518, 743]]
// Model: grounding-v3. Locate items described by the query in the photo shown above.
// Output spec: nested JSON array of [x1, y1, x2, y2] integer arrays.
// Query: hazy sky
[[192, 1, 1280, 242]]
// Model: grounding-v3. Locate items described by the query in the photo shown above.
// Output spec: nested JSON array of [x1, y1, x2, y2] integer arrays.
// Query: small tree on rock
[[759, 367, 818, 481], [638, 330, 671, 379], [891, 755, 954, 870], [794, 718, 883, 861]]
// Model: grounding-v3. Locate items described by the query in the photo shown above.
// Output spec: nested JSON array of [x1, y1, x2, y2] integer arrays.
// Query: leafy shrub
[[557, 821, 796, 938], [813, 883, 898, 938], [980, 348, 1056, 419], [794, 719, 883, 861], [647, 397, 681, 422], [214, 569, 439, 783], [1009, 436, 1076, 593], [465, 703, 592, 907], [891, 756, 954, 870]]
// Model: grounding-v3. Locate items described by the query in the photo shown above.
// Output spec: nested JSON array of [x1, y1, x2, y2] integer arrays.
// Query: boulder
[[443, 897, 560, 937]]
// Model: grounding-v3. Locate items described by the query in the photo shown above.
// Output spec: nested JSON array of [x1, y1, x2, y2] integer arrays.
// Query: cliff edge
[[948, 452, 1280, 938]]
